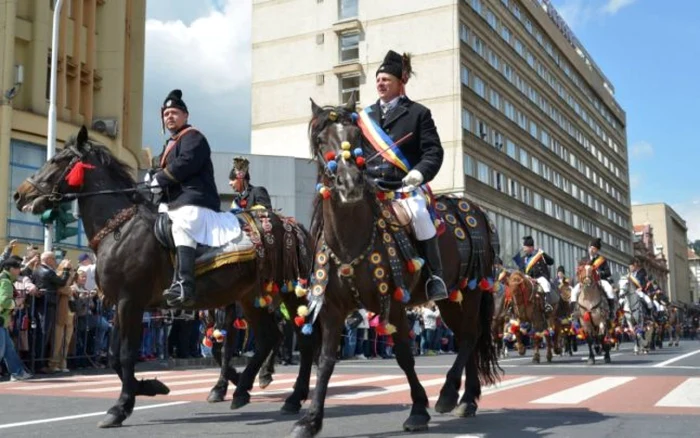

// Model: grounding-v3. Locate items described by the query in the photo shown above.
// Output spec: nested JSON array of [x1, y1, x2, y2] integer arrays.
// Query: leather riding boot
[[419, 236, 448, 302], [163, 246, 197, 307], [543, 292, 553, 314], [607, 299, 616, 322]]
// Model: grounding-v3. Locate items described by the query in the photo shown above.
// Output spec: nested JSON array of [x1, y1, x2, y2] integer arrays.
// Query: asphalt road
[[1, 340, 698, 438]]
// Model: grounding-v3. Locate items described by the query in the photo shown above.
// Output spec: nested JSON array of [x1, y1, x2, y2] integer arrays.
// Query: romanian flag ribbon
[[357, 107, 410, 173], [524, 249, 544, 275], [592, 256, 606, 270]]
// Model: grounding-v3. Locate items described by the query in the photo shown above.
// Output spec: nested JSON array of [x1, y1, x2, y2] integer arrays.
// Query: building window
[[492, 170, 504, 192], [514, 39, 523, 56], [522, 187, 531, 205], [504, 100, 515, 121], [460, 64, 470, 86], [489, 89, 501, 109], [529, 120, 537, 138], [464, 153, 474, 177], [486, 9, 497, 28], [503, 63, 513, 82], [508, 178, 519, 198], [338, 0, 358, 20], [544, 198, 553, 216], [477, 161, 489, 184], [501, 25, 511, 43], [472, 0, 483, 15], [519, 148, 529, 168], [472, 36, 485, 57], [533, 192, 542, 211], [531, 156, 540, 175], [339, 32, 360, 62], [506, 140, 516, 159], [474, 76, 485, 98], [339, 74, 360, 105], [460, 22, 470, 43], [461, 108, 472, 132]]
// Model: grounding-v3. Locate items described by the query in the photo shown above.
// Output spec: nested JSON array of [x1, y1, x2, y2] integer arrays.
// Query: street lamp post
[[44, 0, 64, 252]]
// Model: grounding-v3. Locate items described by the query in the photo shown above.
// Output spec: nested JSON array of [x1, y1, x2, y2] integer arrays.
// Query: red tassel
[[324, 151, 336, 162], [65, 161, 96, 187], [479, 278, 490, 291], [583, 311, 592, 323], [294, 316, 305, 327]]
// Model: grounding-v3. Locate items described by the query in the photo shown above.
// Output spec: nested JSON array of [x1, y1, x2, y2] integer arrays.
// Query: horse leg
[[586, 335, 595, 365], [281, 327, 319, 415], [435, 333, 467, 414], [231, 306, 280, 410], [258, 336, 281, 390], [99, 300, 168, 428], [516, 332, 526, 356], [391, 316, 431, 431], [603, 336, 612, 363], [289, 309, 344, 438], [532, 335, 541, 364], [207, 304, 239, 403]]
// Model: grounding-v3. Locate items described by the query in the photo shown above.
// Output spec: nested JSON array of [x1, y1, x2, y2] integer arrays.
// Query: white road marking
[[12, 372, 220, 391], [532, 376, 635, 404], [0, 401, 190, 430], [580, 353, 623, 361], [652, 348, 700, 368], [655, 378, 700, 408], [251, 375, 401, 398], [167, 376, 306, 396], [76, 377, 219, 393], [428, 375, 551, 401], [332, 378, 446, 400]]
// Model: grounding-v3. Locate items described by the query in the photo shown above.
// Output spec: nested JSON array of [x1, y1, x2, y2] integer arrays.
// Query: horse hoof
[[434, 393, 459, 414], [288, 419, 318, 438], [207, 388, 226, 403], [604, 356, 611, 364], [546, 355, 553, 363], [97, 412, 126, 429], [281, 402, 302, 415], [675, 342, 679, 347], [403, 413, 430, 432], [453, 402, 478, 418], [532, 355, 540, 364], [587, 358, 595, 365], [230, 393, 251, 410], [259, 375, 273, 390]]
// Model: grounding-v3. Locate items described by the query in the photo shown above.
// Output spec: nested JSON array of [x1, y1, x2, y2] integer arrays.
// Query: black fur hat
[[161, 89, 188, 115], [589, 238, 602, 250], [557, 265, 565, 274], [376, 50, 413, 82], [523, 235, 534, 247]]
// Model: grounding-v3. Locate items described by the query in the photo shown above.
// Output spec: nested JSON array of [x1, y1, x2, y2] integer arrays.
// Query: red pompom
[[376, 192, 386, 201], [321, 189, 331, 200], [583, 311, 592, 323], [356, 157, 366, 167], [393, 287, 404, 302], [294, 316, 306, 327], [65, 161, 96, 187], [324, 151, 336, 162]]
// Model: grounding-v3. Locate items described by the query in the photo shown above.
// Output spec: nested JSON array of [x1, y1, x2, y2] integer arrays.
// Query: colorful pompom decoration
[[351, 112, 358, 122], [406, 258, 424, 274], [478, 278, 492, 291], [213, 329, 226, 343], [341, 141, 351, 151], [342, 150, 352, 160], [295, 284, 308, 298], [294, 315, 306, 327], [393, 287, 410, 304], [297, 305, 309, 318], [459, 277, 469, 290], [319, 186, 331, 200], [384, 323, 397, 335], [324, 151, 336, 162], [353, 148, 363, 157], [327, 160, 338, 172], [302, 323, 313, 335], [449, 289, 463, 303], [355, 156, 366, 167]]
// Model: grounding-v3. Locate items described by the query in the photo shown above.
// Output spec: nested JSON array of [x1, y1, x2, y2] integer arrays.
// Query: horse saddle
[[154, 213, 256, 275]]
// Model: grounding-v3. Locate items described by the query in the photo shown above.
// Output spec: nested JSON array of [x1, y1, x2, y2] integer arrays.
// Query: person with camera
[[31, 252, 72, 373], [49, 261, 78, 373], [1, 255, 33, 381]]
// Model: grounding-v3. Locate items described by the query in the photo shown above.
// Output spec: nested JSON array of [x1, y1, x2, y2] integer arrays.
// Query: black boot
[[163, 246, 197, 307], [607, 299, 616, 322], [419, 236, 448, 302]]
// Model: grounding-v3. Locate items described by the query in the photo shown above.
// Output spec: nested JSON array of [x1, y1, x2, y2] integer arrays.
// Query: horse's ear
[[310, 98, 323, 117], [76, 125, 89, 150], [344, 93, 357, 112]]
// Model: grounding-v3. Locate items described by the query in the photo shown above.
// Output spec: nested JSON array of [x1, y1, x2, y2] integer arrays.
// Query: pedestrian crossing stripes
[[1, 371, 698, 415]]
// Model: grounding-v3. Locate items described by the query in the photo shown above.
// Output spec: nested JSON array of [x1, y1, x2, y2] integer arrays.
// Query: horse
[[286, 98, 500, 438], [506, 272, 562, 363], [574, 264, 612, 364], [491, 270, 513, 358], [618, 276, 653, 355], [13, 126, 314, 428], [556, 281, 578, 356]]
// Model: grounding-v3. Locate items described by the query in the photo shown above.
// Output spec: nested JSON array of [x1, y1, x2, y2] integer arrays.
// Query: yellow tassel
[[385, 323, 397, 335], [297, 305, 309, 318], [341, 141, 351, 150], [295, 284, 308, 298]]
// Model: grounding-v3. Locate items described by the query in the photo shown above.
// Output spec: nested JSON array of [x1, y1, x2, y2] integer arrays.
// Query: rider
[[364, 49, 447, 302], [628, 257, 654, 313], [229, 156, 272, 210], [570, 238, 617, 321], [515, 235, 555, 312], [149, 89, 241, 307], [554, 266, 570, 291]]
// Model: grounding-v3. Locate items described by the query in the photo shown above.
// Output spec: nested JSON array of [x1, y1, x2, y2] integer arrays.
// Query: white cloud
[[631, 200, 641, 205], [142, 0, 251, 155], [629, 174, 641, 189], [601, 0, 638, 15], [630, 141, 653, 159]]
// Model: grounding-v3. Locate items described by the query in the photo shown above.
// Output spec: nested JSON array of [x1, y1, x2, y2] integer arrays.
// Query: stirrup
[[164, 281, 194, 307]]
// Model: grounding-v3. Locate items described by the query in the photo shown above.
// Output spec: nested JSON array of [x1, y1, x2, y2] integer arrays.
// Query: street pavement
[[0, 340, 698, 437]]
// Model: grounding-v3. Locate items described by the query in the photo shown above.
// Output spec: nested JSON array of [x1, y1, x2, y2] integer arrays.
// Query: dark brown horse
[[13, 127, 313, 428], [287, 99, 500, 438]]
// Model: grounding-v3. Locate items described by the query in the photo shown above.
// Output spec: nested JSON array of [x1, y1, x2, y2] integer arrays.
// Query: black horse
[[287, 98, 501, 438], [13, 126, 313, 428]]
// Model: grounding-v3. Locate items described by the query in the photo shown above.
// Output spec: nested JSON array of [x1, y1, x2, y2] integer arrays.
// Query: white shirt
[[379, 96, 402, 115]]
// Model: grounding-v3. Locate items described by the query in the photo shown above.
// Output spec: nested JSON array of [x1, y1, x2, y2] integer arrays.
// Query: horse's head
[[576, 263, 599, 287], [309, 96, 365, 204], [14, 125, 135, 214]]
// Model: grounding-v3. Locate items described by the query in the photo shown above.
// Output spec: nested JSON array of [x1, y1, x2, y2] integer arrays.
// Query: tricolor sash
[[524, 249, 544, 275], [357, 107, 410, 173], [591, 256, 606, 270], [629, 274, 642, 290]]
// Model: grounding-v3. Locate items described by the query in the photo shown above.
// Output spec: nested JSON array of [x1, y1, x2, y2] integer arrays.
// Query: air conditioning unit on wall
[[92, 118, 118, 138]]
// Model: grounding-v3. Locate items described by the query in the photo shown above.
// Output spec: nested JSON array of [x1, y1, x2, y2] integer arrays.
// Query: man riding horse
[[628, 257, 654, 312], [148, 89, 241, 307], [229, 156, 272, 211], [514, 235, 555, 312], [570, 238, 616, 321], [365, 49, 447, 302]]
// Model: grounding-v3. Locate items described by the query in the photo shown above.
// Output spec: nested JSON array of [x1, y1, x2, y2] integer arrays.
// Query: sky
[[142, 0, 699, 240]]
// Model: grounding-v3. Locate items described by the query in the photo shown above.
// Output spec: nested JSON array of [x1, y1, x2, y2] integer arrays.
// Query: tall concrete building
[[632, 203, 691, 303], [0, 0, 147, 251], [688, 249, 699, 304], [251, 0, 633, 278]]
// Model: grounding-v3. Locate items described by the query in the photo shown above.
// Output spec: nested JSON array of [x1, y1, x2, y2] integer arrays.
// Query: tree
[[691, 240, 700, 257]]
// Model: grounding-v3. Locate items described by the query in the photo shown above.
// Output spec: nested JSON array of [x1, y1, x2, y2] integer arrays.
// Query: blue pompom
[[316, 183, 323, 192], [253, 300, 261, 308], [327, 160, 338, 172], [353, 148, 363, 157], [351, 112, 358, 122], [468, 278, 477, 290], [302, 323, 313, 335], [401, 291, 411, 304]]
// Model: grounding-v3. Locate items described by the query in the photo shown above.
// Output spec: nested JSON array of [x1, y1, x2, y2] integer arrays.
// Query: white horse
[[617, 276, 654, 355]]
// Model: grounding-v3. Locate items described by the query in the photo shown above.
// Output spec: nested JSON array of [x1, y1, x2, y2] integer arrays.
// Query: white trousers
[[397, 191, 436, 241], [159, 204, 242, 249], [536, 277, 551, 293], [571, 280, 615, 302]]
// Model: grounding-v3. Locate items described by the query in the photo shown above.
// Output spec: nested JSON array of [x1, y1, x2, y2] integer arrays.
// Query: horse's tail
[[474, 289, 502, 386]]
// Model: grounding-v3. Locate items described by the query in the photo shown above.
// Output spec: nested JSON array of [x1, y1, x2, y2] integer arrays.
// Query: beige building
[[251, 0, 633, 278], [632, 203, 691, 303], [0, 0, 147, 253], [688, 249, 699, 304]]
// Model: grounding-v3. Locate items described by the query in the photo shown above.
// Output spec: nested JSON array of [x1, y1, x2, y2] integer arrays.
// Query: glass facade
[[7, 139, 89, 249]]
